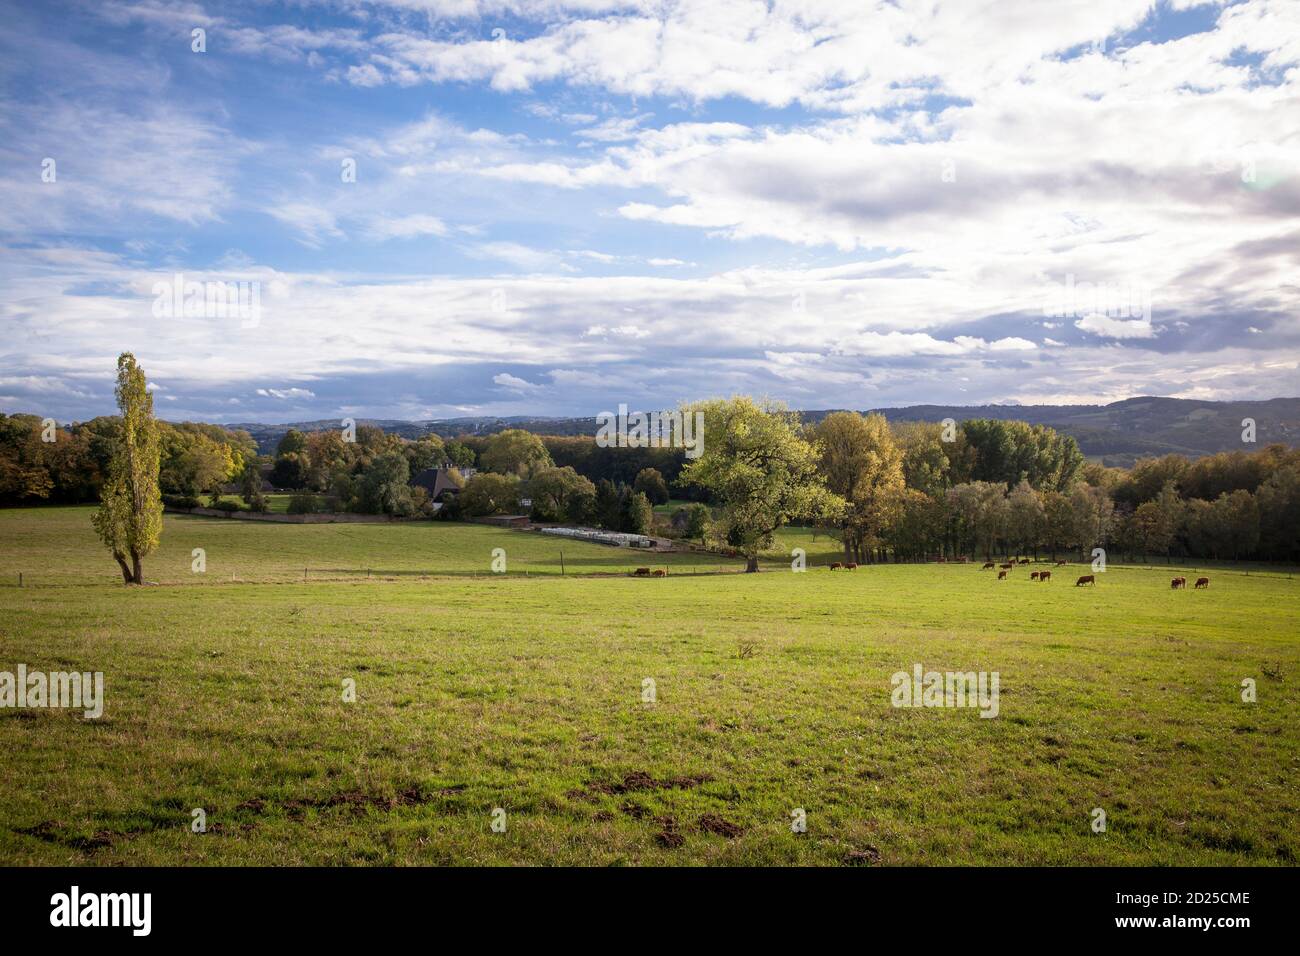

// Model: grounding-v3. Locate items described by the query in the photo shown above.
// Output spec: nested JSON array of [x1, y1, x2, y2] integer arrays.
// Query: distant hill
[[226, 396, 1300, 466]]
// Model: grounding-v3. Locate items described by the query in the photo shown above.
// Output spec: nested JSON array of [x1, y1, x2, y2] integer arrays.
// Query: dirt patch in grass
[[655, 817, 685, 848], [621, 801, 652, 819], [15, 820, 116, 852], [843, 845, 882, 866], [697, 813, 743, 838]]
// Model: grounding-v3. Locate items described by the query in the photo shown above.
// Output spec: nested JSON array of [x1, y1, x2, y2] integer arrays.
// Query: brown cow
[[1039, 571, 1051, 582], [829, 562, 842, 570], [652, 569, 666, 577], [999, 562, 1014, 570], [1171, 576, 1186, 589], [1195, 577, 1210, 589], [981, 561, 995, 570], [997, 570, 1008, 580], [1056, 560, 1068, 566], [1030, 571, 1040, 580], [634, 567, 651, 576], [1018, 558, 1030, 565], [1076, 574, 1095, 586], [844, 562, 858, 570]]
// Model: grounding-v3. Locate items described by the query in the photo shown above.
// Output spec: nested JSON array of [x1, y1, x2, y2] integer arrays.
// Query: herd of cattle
[[974, 561, 1208, 589], [824, 557, 1212, 588], [634, 561, 1213, 587]]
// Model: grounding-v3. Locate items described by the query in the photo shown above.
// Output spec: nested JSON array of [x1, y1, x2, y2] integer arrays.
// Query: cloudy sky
[[1, 0, 1297, 424]]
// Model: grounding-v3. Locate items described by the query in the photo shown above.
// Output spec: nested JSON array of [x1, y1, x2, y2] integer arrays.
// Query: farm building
[[410, 467, 465, 502]]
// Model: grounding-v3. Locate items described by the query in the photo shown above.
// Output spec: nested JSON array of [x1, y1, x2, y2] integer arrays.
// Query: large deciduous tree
[[92, 353, 163, 584], [458, 472, 521, 516], [481, 428, 553, 477], [812, 411, 905, 564], [680, 397, 842, 572], [527, 465, 597, 523], [632, 467, 670, 506]]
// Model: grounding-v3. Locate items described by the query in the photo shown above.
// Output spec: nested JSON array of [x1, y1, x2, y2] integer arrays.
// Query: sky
[[0, 0, 1297, 425]]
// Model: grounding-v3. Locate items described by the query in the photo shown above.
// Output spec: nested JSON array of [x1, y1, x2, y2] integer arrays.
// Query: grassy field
[[0, 506, 728, 586], [0, 506, 1296, 865]]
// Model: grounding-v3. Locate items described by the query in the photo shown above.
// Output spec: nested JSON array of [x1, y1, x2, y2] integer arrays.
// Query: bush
[[682, 502, 711, 540], [624, 491, 654, 535], [287, 492, 322, 514], [248, 493, 269, 513], [213, 499, 242, 512], [162, 494, 202, 509]]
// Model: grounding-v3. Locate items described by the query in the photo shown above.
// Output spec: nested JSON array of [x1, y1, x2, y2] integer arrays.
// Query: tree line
[[5, 357, 1297, 584]]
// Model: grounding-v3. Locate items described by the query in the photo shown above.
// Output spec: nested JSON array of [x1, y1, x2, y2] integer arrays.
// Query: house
[[410, 467, 465, 502]]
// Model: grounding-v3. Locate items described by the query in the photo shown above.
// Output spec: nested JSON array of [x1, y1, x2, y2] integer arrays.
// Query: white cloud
[[493, 372, 541, 391], [256, 387, 317, 400], [268, 204, 344, 247], [1074, 313, 1156, 339], [836, 332, 1037, 357], [364, 214, 450, 240]]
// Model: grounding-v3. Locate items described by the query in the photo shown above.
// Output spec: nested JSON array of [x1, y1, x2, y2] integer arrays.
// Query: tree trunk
[[745, 555, 759, 573], [113, 552, 132, 585], [130, 550, 143, 585]]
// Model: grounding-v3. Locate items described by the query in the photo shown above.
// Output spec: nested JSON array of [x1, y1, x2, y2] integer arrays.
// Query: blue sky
[[1, 0, 1297, 424]]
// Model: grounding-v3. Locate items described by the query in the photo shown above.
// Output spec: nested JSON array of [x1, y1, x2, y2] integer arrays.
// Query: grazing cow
[[1039, 571, 1051, 582], [844, 562, 858, 570], [1076, 574, 1095, 586], [1056, 560, 1068, 566], [1018, 558, 1030, 565], [982, 561, 995, 570], [999, 562, 1014, 570], [634, 567, 651, 576], [652, 569, 666, 577], [1030, 571, 1040, 580], [1195, 577, 1210, 589], [829, 562, 842, 570], [997, 570, 1008, 580], [1171, 576, 1186, 589]]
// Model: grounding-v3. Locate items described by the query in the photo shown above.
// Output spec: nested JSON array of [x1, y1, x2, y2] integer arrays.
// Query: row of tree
[[8, 361, 1299, 583], [498, 398, 1297, 570], [0, 412, 257, 506]]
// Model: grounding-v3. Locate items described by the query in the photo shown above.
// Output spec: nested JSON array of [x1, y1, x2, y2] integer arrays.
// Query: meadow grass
[[0, 506, 1296, 865]]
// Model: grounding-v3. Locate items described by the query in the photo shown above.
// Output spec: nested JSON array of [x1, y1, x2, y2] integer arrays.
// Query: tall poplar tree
[[92, 353, 163, 584]]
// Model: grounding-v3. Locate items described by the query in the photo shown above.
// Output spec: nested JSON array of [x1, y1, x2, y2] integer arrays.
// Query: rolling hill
[[226, 396, 1300, 465]]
